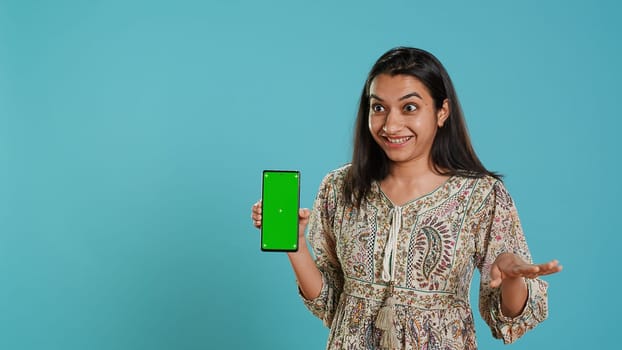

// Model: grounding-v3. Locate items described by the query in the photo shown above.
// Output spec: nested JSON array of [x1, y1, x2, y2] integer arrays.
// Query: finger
[[489, 265, 502, 288], [534, 259, 560, 270], [512, 264, 540, 276], [520, 264, 565, 279], [538, 260, 559, 270], [521, 260, 558, 278], [251, 205, 262, 219], [536, 264, 563, 277], [253, 204, 262, 215], [299, 208, 311, 219], [543, 260, 560, 270], [536, 260, 559, 272], [490, 279, 502, 288]]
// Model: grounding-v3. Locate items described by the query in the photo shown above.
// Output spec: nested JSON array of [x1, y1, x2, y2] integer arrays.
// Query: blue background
[[2, 0, 620, 349]]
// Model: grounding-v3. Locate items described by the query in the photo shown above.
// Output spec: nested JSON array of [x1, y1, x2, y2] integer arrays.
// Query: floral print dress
[[300, 165, 549, 350]]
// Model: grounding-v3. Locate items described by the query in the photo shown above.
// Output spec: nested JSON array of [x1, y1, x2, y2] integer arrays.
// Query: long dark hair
[[344, 47, 501, 207]]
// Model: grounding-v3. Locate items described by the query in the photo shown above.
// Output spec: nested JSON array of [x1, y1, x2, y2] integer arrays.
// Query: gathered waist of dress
[[343, 277, 469, 310]]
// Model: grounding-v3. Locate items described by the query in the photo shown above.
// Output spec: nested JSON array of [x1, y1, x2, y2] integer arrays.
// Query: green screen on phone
[[261, 170, 299, 252]]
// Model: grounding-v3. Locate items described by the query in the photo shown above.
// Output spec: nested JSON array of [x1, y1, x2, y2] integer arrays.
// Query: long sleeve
[[474, 180, 549, 344], [299, 171, 344, 328]]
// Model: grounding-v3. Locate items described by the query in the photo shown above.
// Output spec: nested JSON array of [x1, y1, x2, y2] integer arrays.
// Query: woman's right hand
[[251, 200, 311, 238]]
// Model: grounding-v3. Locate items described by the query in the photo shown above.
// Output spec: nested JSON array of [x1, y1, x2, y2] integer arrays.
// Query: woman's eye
[[372, 104, 385, 112], [404, 104, 417, 112]]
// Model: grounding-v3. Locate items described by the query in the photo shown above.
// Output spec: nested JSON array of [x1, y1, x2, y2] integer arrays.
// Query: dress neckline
[[375, 175, 457, 208]]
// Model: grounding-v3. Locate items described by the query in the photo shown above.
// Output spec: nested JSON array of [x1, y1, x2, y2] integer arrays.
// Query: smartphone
[[261, 170, 300, 252]]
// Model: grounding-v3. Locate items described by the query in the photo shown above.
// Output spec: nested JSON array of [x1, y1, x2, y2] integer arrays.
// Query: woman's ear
[[437, 99, 450, 127]]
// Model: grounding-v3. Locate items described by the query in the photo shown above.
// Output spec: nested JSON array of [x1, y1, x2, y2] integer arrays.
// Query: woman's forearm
[[287, 244, 323, 300], [500, 277, 528, 317]]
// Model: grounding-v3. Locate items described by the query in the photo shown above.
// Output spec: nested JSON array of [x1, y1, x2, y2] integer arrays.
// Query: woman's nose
[[382, 111, 403, 134]]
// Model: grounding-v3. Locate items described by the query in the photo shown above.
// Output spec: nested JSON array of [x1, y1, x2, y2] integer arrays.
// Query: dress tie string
[[382, 206, 402, 283], [377, 205, 402, 349]]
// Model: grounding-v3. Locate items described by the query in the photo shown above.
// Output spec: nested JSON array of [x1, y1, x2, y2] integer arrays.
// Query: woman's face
[[368, 74, 449, 168]]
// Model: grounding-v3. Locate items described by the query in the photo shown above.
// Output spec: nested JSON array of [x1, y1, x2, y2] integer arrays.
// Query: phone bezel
[[260, 170, 300, 252]]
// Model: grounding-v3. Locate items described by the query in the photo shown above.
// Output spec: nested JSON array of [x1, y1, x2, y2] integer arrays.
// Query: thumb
[[298, 208, 311, 238], [299, 208, 311, 219], [489, 264, 503, 288]]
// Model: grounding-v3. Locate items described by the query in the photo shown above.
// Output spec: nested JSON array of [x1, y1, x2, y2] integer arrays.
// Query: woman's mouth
[[385, 136, 412, 145]]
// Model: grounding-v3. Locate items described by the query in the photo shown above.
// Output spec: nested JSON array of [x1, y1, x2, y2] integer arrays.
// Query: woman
[[251, 47, 561, 349]]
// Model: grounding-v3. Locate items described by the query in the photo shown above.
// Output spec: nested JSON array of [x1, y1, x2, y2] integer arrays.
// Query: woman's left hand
[[489, 252, 562, 288]]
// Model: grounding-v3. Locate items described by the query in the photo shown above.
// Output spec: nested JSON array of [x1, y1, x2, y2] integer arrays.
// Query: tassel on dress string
[[376, 282, 399, 349], [376, 206, 402, 349]]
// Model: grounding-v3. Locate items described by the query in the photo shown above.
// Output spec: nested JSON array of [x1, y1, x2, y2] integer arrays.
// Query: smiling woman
[[251, 47, 562, 350], [368, 74, 449, 179]]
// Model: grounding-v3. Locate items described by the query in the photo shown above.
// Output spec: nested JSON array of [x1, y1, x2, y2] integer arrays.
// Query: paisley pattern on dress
[[300, 165, 549, 349], [409, 214, 455, 291]]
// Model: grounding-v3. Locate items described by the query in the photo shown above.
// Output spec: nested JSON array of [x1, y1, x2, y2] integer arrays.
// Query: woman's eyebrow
[[369, 92, 423, 101], [399, 92, 422, 101], [369, 94, 384, 101]]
